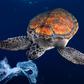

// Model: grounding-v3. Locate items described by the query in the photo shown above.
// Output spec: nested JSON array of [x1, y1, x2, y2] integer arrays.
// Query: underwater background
[[0, 0, 83, 84]]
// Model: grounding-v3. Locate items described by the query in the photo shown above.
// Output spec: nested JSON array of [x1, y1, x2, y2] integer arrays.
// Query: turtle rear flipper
[[57, 47, 84, 64], [0, 36, 31, 51], [27, 43, 46, 60]]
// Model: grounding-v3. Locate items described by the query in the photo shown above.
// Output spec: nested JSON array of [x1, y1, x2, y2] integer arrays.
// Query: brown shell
[[29, 8, 78, 39]]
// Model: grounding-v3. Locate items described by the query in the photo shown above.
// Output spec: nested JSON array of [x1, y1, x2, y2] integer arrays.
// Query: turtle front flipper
[[57, 47, 84, 64], [27, 43, 46, 60], [0, 36, 31, 51]]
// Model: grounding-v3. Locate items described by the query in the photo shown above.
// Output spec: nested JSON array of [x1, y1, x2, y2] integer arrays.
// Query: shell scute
[[29, 8, 78, 39]]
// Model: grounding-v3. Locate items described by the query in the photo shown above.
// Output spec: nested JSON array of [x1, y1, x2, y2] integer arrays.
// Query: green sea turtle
[[0, 8, 83, 64]]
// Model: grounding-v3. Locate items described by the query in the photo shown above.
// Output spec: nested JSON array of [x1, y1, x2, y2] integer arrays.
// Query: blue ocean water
[[0, 0, 83, 84]]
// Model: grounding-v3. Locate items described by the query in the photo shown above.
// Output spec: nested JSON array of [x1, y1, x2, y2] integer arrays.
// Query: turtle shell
[[29, 8, 78, 39]]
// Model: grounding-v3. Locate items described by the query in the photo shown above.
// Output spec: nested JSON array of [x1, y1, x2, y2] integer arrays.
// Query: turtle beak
[[53, 38, 69, 48]]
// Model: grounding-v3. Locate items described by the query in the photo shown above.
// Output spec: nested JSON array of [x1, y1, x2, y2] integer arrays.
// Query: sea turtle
[[0, 8, 84, 64]]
